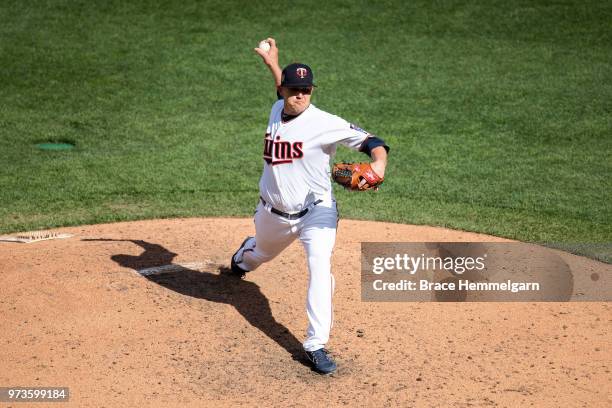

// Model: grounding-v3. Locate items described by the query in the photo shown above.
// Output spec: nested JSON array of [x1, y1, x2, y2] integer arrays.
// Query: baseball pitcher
[[230, 38, 389, 375]]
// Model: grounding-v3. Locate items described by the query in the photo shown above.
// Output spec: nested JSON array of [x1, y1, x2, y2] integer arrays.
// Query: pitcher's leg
[[299, 204, 338, 352], [233, 203, 297, 272]]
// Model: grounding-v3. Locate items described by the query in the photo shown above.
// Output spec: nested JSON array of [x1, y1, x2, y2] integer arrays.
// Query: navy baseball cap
[[280, 63, 316, 88]]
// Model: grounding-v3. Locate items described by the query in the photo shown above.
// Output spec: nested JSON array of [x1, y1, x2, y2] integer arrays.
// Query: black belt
[[260, 197, 322, 220]]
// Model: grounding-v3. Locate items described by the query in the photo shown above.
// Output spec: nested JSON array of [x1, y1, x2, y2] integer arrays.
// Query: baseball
[[258, 41, 271, 52]]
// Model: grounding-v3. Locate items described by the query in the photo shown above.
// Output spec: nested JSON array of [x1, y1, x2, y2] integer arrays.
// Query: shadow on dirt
[[84, 238, 309, 367]]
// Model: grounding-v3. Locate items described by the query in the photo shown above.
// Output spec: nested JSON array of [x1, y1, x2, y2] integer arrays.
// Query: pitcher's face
[[280, 87, 313, 115]]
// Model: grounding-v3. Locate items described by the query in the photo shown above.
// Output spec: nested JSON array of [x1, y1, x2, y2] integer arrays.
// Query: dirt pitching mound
[[1, 218, 610, 407]]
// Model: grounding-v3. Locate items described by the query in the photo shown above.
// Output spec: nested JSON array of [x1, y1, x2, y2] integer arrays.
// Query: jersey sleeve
[[325, 118, 371, 151]]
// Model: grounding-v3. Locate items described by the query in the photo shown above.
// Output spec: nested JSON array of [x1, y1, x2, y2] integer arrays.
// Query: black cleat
[[230, 237, 252, 278], [305, 348, 337, 375]]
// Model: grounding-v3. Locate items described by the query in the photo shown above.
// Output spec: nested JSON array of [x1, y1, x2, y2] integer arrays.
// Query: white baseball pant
[[234, 198, 338, 352]]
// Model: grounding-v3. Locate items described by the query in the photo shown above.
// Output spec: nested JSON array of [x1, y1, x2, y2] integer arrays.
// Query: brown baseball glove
[[331, 162, 384, 191]]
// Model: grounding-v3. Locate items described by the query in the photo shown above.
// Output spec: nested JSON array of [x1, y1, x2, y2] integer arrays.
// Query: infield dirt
[[1, 218, 610, 407]]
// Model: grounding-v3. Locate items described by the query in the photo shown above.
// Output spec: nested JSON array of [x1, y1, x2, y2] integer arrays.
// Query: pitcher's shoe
[[230, 237, 252, 278], [305, 348, 337, 375]]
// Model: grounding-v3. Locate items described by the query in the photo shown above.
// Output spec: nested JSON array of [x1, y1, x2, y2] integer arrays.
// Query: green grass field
[[1, 0, 610, 261]]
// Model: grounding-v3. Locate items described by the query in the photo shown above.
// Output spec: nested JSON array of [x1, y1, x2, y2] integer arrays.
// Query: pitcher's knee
[[306, 253, 332, 270]]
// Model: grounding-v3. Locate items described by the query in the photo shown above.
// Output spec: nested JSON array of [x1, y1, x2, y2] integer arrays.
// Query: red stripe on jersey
[[271, 160, 293, 166]]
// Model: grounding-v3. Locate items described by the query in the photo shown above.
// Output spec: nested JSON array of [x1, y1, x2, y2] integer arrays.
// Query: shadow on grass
[[83, 238, 309, 367]]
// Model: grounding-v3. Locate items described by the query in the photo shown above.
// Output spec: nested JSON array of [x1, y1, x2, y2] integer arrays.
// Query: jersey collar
[[281, 103, 312, 124]]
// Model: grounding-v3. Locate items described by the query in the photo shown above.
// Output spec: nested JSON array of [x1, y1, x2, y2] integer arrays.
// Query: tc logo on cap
[[280, 63, 315, 87]]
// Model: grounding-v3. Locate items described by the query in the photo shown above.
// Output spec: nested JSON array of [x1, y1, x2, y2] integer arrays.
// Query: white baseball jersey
[[259, 99, 370, 213]]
